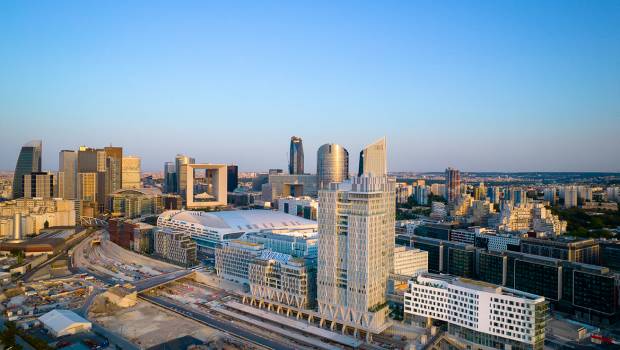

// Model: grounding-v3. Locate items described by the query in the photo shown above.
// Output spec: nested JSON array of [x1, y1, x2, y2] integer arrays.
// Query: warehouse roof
[[38, 310, 91, 335]]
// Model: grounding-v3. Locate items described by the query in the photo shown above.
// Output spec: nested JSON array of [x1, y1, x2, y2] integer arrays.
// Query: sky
[[1, 1, 619, 173]]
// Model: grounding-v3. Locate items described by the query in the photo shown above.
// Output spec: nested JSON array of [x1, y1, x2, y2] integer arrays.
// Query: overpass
[[133, 269, 196, 292]]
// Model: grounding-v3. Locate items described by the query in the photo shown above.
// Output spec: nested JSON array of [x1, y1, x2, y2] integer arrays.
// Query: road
[[133, 269, 194, 291], [140, 294, 299, 350], [90, 322, 140, 350], [21, 228, 96, 282]]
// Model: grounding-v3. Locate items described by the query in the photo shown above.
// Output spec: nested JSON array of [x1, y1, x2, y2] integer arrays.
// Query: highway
[[140, 294, 299, 350]]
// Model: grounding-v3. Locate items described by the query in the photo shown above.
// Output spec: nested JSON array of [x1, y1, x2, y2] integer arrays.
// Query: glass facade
[[447, 247, 475, 278], [289, 136, 304, 175], [478, 252, 505, 285], [316, 143, 349, 189], [12, 140, 42, 198], [513, 259, 560, 301]]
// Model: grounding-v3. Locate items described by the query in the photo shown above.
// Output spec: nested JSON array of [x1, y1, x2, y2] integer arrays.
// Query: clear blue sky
[[1, 1, 619, 172]]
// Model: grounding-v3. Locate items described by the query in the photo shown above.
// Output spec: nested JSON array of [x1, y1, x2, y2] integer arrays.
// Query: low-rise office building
[[397, 235, 477, 278], [404, 273, 547, 350], [277, 196, 317, 220], [520, 236, 599, 265], [393, 245, 428, 276], [477, 250, 618, 325], [262, 174, 318, 202]]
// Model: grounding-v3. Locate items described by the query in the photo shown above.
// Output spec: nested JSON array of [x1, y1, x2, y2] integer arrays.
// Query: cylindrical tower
[[13, 212, 22, 241], [317, 143, 349, 189]]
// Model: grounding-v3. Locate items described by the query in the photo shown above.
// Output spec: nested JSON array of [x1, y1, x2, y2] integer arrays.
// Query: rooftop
[[159, 209, 317, 232], [111, 187, 162, 196], [38, 309, 91, 333]]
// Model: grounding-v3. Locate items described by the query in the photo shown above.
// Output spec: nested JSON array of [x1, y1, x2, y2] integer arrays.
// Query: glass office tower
[[12, 140, 42, 198], [289, 136, 304, 175], [316, 143, 348, 189]]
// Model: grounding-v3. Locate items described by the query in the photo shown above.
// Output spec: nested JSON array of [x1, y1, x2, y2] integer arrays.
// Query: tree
[[1, 321, 17, 348]]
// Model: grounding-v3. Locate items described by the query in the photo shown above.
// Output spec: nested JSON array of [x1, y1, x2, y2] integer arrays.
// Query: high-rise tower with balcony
[[317, 138, 395, 337]]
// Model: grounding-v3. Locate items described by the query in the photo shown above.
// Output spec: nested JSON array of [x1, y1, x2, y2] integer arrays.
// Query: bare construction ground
[[91, 299, 225, 349]]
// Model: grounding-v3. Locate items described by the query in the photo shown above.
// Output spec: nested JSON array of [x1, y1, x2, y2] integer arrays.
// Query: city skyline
[[1, 2, 620, 349], [1, 1, 619, 172]]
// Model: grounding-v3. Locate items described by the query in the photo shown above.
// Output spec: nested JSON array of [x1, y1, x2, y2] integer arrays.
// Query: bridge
[[133, 269, 196, 292]]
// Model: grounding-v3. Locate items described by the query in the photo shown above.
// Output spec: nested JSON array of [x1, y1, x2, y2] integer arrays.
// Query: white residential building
[[430, 201, 447, 220], [215, 240, 265, 284], [248, 250, 316, 309], [430, 183, 446, 198], [395, 182, 413, 204], [493, 202, 566, 236], [393, 246, 428, 276], [404, 274, 547, 350], [562, 186, 578, 208], [154, 228, 197, 266], [606, 187, 620, 202]]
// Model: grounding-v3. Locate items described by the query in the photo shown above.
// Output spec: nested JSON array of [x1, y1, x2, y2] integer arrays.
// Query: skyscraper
[[58, 150, 77, 199], [357, 137, 387, 177], [164, 162, 177, 193], [12, 140, 42, 199], [445, 167, 461, 204], [227, 165, 239, 192], [317, 139, 395, 336], [77, 172, 98, 202], [317, 143, 349, 189], [122, 156, 141, 189], [77, 146, 98, 172], [77, 146, 102, 213], [175, 154, 195, 196], [104, 146, 123, 195], [289, 136, 304, 175], [23, 172, 54, 199]]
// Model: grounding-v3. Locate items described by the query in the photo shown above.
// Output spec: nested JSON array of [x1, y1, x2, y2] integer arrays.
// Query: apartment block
[[404, 274, 547, 350]]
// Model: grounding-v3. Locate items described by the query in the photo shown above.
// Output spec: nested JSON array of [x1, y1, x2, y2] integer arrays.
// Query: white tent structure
[[38, 309, 92, 337]]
